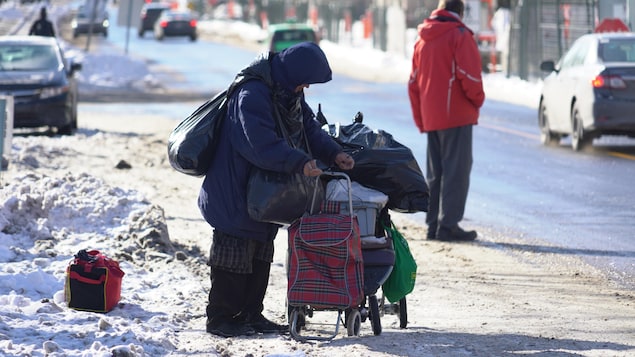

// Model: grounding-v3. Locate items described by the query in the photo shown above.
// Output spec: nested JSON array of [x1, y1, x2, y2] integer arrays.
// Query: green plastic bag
[[382, 222, 417, 303]]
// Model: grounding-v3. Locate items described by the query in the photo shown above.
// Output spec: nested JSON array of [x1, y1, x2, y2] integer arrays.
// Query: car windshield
[[0, 44, 60, 71], [272, 29, 315, 43], [599, 39, 635, 62], [270, 28, 316, 52], [147, 8, 167, 15], [166, 11, 191, 20]]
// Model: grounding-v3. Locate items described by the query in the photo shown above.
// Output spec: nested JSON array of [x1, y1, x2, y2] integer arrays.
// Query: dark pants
[[206, 230, 275, 326], [425, 125, 473, 234]]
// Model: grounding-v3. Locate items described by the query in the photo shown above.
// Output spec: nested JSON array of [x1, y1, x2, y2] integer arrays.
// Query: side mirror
[[540, 60, 556, 73], [70, 61, 82, 74]]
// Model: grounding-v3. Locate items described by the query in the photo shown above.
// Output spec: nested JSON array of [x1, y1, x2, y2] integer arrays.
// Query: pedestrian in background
[[407, 0, 485, 241], [29, 7, 56, 37], [199, 42, 354, 338]]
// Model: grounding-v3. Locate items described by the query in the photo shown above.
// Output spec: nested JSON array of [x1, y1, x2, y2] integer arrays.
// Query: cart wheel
[[289, 308, 305, 334], [368, 295, 382, 336], [288, 304, 306, 333], [346, 309, 362, 336], [398, 297, 408, 328]]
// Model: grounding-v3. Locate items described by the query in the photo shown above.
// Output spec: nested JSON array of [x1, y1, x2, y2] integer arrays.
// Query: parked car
[[263, 22, 319, 52], [71, 9, 109, 38], [138, 2, 170, 38], [153, 10, 197, 41], [0, 36, 82, 135], [539, 32, 635, 150]]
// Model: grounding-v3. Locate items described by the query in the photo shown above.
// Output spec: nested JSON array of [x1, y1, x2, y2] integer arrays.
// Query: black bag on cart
[[324, 113, 429, 213]]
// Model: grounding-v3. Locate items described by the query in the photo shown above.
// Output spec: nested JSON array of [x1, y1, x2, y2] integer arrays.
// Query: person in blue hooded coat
[[198, 42, 355, 338]]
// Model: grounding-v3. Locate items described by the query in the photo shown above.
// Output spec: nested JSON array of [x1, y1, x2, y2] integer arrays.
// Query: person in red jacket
[[408, 0, 485, 241]]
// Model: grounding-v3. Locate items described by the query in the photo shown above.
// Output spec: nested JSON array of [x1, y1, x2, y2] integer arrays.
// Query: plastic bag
[[167, 90, 228, 176], [382, 222, 417, 303], [247, 170, 324, 225], [325, 179, 389, 206], [326, 121, 429, 213]]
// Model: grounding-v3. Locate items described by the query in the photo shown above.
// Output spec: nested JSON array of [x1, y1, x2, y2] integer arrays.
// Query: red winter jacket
[[408, 9, 485, 133]]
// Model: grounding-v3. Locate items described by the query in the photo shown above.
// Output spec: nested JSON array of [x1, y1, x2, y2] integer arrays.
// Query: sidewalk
[[69, 107, 635, 357]]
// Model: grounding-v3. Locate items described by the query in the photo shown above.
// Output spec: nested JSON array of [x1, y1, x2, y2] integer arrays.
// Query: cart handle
[[310, 171, 354, 217]]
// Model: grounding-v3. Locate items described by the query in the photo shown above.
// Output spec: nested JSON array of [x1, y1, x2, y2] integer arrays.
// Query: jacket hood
[[270, 42, 332, 93], [418, 9, 473, 41]]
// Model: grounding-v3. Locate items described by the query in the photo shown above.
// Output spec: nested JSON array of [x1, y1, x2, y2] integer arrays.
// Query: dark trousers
[[206, 259, 271, 326], [426, 125, 473, 234]]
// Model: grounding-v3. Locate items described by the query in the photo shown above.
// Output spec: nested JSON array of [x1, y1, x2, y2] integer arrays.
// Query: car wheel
[[571, 104, 592, 151], [539, 100, 560, 146], [58, 93, 78, 136], [57, 122, 75, 136]]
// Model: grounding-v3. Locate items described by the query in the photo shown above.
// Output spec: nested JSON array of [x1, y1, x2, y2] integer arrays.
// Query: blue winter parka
[[198, 42, 343, 242]]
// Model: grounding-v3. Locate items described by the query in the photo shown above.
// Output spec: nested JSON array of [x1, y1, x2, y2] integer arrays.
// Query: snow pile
[[0, 169, 202, 356]]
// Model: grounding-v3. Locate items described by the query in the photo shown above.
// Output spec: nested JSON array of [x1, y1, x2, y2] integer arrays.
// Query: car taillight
[[592, 75, 627, 89], [160, 20, 168, 28], [190, 19, 197, 27]]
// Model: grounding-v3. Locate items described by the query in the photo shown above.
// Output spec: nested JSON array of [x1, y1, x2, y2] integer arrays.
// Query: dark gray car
[[138, 3, 170, 37], [72, 10, 109, 38], [539, 32, 635, 151], [153, 10, 197, 41], [0, 36, 82, 135]]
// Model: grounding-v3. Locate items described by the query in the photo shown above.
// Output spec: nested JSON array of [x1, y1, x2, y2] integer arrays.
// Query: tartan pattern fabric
[[208, 230, 275, 274], [287, 210, 364, 309], [319, 200, 341, 214]]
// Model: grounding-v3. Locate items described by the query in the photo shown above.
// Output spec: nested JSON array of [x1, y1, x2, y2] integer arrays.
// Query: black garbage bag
[[325, 114, 429, 213], [167, 90, 228, 176]]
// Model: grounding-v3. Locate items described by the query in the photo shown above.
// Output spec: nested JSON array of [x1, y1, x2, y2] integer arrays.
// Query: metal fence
[[508, 0, 598, 81], [237, 0, 604, 81]]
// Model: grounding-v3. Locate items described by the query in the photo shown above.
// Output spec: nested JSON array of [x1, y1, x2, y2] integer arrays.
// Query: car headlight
[[71, 20, 78, 28], [39, 85, 69, 99]]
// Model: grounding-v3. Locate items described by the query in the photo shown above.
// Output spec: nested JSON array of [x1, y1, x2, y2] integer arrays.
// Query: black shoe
[[436, 226, 477, 241], [206, 321, 256, 337], [247, 314, 288, 334]]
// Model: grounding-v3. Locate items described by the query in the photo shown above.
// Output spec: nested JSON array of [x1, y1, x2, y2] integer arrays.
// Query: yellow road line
[[480, 122, 635, 160], [479, 122, 538, 140], [608, 151, 635, 160]]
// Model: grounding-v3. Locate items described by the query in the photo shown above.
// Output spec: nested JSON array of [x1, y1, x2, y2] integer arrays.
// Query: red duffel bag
[[65, 249, 125, 313]]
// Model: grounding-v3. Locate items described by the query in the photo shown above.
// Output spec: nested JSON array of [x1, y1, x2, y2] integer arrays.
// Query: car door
[[542, 36, 593, 133]]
